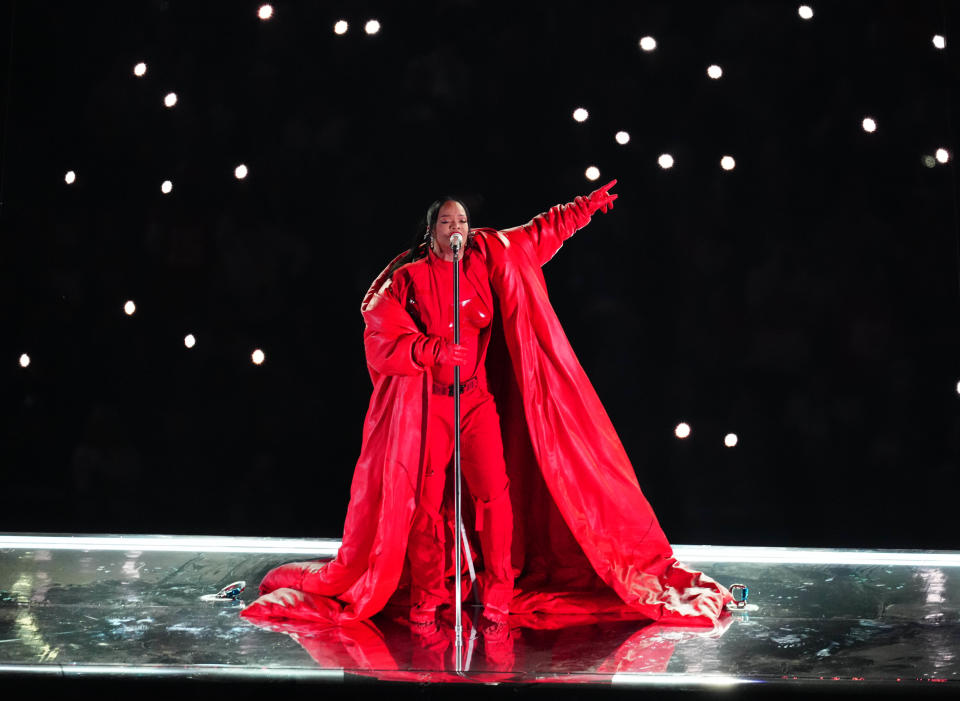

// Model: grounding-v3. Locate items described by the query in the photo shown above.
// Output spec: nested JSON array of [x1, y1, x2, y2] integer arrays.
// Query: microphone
[[450, 233, 464, 251]]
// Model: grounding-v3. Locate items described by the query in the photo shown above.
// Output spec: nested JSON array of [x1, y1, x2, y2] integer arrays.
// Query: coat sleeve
[[499, 196, 595, 267], [362, 272, 436, 377]]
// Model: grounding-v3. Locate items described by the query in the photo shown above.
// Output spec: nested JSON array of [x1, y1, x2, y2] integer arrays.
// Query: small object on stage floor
[[201, 580, 246, 601], [728, 583, 749, 609]]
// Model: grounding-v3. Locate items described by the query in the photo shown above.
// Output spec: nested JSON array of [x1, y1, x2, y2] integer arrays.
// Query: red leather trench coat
[[242, 197, 731, 628]]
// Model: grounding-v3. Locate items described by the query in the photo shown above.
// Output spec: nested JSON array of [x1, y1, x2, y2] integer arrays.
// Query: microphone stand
[[451, 235, 464, 672]]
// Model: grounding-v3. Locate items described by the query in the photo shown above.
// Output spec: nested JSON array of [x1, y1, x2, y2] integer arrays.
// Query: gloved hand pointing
[[586, 179, 618, 215]]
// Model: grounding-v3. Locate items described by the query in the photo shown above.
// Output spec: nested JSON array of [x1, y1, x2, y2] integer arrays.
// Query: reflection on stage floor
[[0, 535, 957, 692]]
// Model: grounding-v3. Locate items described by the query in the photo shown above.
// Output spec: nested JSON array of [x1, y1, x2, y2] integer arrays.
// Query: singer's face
[[432, 200, 469, 260]]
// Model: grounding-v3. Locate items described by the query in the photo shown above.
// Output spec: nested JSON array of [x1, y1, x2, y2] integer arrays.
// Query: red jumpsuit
[[387, 246, 514, 620]]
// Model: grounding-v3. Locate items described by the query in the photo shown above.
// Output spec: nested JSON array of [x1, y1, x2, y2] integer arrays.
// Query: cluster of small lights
[[616, 18, 951, 188], [674, 423, 739, 447], [21, 331, 265, 362], [88, 57, 262, 203], [38, 10, 398, 375], [41, 9, 954, 405], [923, 149, 951, 168]]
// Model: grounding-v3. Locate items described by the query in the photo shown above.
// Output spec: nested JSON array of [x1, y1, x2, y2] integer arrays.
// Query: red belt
[[432, 375, 478, 396]]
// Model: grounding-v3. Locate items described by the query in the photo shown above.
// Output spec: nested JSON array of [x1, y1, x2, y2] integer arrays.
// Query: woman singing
[[385, 195, 515, 635], [243, 181, 731, 636]]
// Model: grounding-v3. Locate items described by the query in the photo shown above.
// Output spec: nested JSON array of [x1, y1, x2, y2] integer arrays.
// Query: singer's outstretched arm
[[499, 180, 618, 266]]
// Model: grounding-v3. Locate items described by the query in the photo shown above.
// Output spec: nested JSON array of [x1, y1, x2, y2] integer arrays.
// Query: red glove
[[585, 179, 618, 215], [415, 336, 468, 368], [436, 341, 468, 367]]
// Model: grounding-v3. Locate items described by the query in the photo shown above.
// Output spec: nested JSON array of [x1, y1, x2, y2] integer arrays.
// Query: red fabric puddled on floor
[[242, 194, 732, 629]]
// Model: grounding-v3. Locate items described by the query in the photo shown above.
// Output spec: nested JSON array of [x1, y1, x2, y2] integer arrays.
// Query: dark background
[[1, 0, 958, 549]]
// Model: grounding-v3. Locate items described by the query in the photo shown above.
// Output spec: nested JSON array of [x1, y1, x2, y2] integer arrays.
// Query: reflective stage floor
[[1, 534, 958, 697]]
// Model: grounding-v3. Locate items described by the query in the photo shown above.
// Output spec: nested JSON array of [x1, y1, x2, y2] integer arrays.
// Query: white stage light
[[8, 534, 960, 568], [64, 170, 76, 185], [184, 334, 196, 349], [720, 155, 736, 171], [639, 36, 657, 52], [164, 92, 178, 108], [585, 166, 600, 181], [956, 380, 960, 395], [613, 673, 750, 688], [658, 153, 674, 169], [161, 180, 173, 194], [19, 354, 30, 368], [365, 19, 380, 35], [124, 300, 136, 316], [724, 433, 739, 448], [615, 131, 630, 145], [933, 35, 946, 50], [862, 117, 877, 133], [573, 107, 589, 123], [935, 148, 950, 164], [334, 20, 348, 35], [798, 5, 813, 20], [235, 164, 248, 180], [133, 62, 147, 77], [707, 64, 723, 79], [0, 534, 342, 556], [673, 545, 960, 567], [252, 349, 266, 365], [675, 422, 691, 439], [258, 5, 273, 20]]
